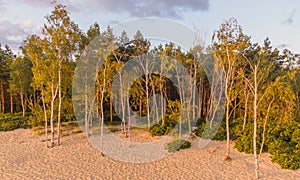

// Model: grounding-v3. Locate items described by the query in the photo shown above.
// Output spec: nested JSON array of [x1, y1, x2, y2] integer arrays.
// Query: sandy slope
[[0, 129, 299, 179]]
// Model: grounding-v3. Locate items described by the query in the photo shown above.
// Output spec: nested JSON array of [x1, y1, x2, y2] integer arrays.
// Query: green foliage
[[165, 139, 191, 153], [61, 113, 76, 122], [0, 113, 31, 131], [266, 121, 300, 170], [150, 124, 166, 136], [194, 118, 239, 141], [271, 153, 300, 170], [234, 123, 262, 153], [234, 121, 300, 170], [150, 118, 177, 136]]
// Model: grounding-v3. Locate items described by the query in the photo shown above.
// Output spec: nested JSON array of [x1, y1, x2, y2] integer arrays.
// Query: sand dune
[[0, 129, 299, 179]]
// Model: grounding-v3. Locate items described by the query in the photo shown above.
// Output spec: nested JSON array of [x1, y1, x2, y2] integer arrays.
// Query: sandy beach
[[0, 129, 299, 179]]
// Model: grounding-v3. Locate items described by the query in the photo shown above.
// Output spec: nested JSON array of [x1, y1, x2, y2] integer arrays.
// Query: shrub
[[271, 152, 300, 170], [235, 120, 300, 170], [150, 124, 166, 136], [0, 113, 31, 131], [194, 118, 237, 141], [150, 118, 177, 136], [234, 123, 263, 154], [165, 139, 191, 152]]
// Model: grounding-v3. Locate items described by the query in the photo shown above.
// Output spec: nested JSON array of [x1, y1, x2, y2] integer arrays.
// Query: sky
[[0, 0, 299, 54]]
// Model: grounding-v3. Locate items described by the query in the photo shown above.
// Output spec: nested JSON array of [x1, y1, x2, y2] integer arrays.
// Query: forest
[[0, 4, 299, 177]]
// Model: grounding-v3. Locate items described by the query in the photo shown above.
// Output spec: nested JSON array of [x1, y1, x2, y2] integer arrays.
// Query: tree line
[[0, 4, 299, 177]]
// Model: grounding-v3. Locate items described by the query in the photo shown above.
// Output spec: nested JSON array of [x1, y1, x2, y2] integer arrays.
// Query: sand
[[0, 129, 299, 179]]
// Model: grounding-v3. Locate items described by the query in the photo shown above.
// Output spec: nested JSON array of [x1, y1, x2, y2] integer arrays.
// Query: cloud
[[108, 20, 120, 25], [21, 0, 210, 19], [17, 0, 80, 11], [0, 19, 41, 51], [85, 0, 210, 18], [282, 9, 296, 25], [277, 44, 290, 49]]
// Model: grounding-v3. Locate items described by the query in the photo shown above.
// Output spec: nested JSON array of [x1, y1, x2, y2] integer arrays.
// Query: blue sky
[[0, 0, 299, 53]]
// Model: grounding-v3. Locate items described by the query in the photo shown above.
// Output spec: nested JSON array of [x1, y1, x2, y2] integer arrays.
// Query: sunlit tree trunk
[[20, 88, 25, 117], [260, 96, 274, 156], [50, 83, 58, 148], [10, 94, 13, 114], [243, 82, 249, 130], [253, 66, 259, 179], [41, 88, 48, 148]]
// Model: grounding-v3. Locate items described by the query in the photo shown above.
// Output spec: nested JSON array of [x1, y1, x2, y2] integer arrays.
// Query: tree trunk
[[85, 73, 89, 137], [41, 88, 48, 148], [127, 90, 131, 141], [110, 91, 113, 123], [260, 96, 274, 156], [50, 83, 58, 148], [1, 82, 4, 113], [225, 99, 231, 160], [10, 94, 13, 114], [57, 59, 62, 146], [253, 66, 259, 179], [139, 95, 142, 116], [146, 75, 150, 130], [233, 98, 237, 120], [20, 89, 25, 117], [243, 86, 249, 130]]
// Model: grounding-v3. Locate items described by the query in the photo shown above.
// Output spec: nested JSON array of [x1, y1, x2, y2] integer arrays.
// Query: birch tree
[[212, 18, 250, 160]]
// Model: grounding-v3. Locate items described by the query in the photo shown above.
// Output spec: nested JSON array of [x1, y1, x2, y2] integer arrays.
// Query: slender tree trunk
[[151, 82, 159, 124], [20, 89, 25, 117], [192, 68, 197, 121], [57, 59, 62, 145], [127, 89, 131, 141], [41, 88, 48, 148], [85, 73, 89, 137], [119, 73, 126, 132], [198, 81, 203, 119], [10, 94, 13, 114], [253, 66, 259, 179], [1, 82, 4, 113], [110, 90, 113, 123], [243, 83, 249, 130], [146, 75, 150, 130], [225, 99, 231, 159], [139, 95, 142, 116], [233, 98, 237, 120], [160, 90, 164, 126], [260, 96, 274, 156], [100, 64, 106, 155], [100, 91, 104, 156], [50, 84, 56, 148]]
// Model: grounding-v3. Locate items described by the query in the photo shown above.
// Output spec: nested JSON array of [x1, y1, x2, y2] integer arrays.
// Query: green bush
[[150, 124, 166, 136], [194, 118, 238, 141], [0, 113, 31, 131], [234, 123, 263, 154], [61, 113, 76, 122], [272, 153, 300, 170], [150, 118, 177, 136], [165, 139, 191, 152], [265, 121, 300, 170], [234, 120, 300, 170]]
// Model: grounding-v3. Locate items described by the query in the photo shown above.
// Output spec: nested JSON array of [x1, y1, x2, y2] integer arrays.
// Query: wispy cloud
[[0, 19, 41, 51], [21, 0, 210, 19], [277, 44, 290, 49], [17, 0, 81, 11], [282, 9, 296, 25], [88, 0, 210, 18]]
